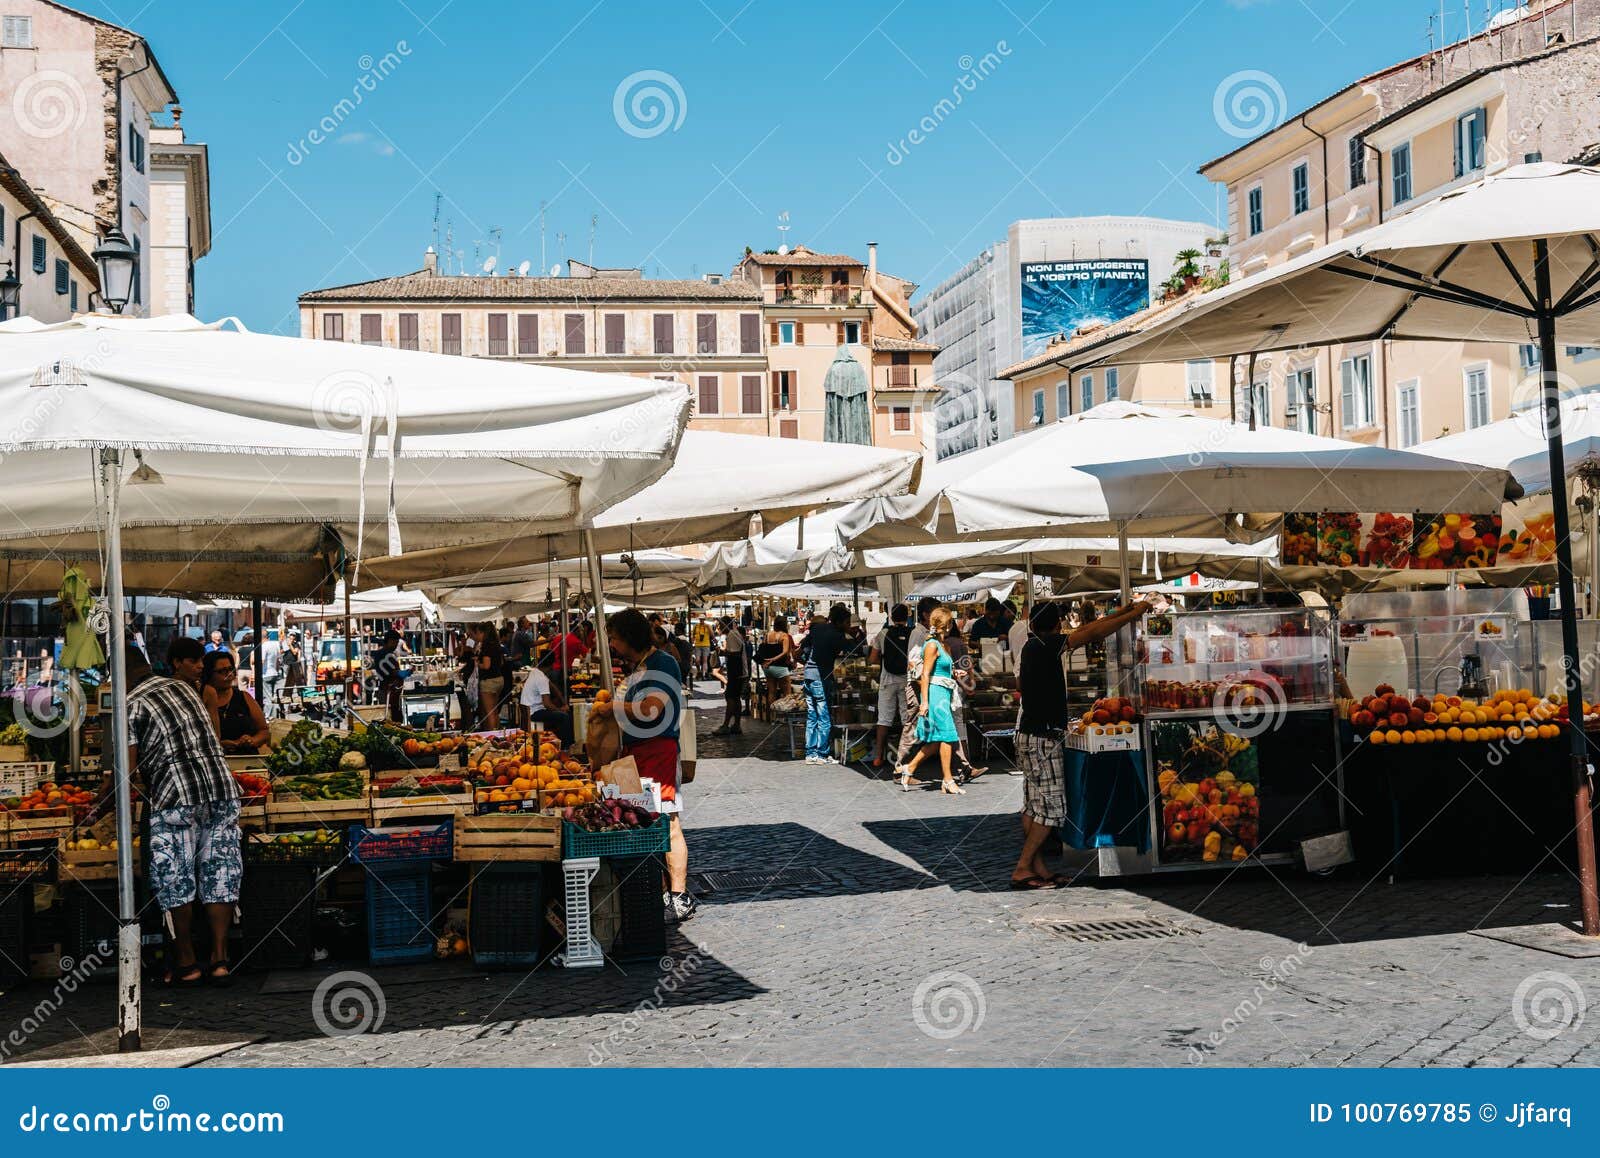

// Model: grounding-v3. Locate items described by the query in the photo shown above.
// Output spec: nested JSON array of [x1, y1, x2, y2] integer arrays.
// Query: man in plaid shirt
[[125, 644, 241, 984]]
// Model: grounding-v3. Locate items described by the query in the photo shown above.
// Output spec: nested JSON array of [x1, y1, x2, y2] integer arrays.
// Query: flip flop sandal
[[206, 960, 234, 984], [1008, 876, 1055, 890], [170, 964, 204, 986]]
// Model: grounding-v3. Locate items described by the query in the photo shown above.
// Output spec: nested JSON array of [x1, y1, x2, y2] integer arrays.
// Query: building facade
[[147, 110, 209, 317], [302, 242, 941, 456], [0, 0, 205, 316], [300, 255, 771, 432], [0, 151, 98, 321], [914, 216, 1216, 453], [1197, 0, 1600, 445], [731, 243, 937, 456]]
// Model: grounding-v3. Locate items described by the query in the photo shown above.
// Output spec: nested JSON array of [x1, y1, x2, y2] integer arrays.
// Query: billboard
[[1019, 259, 1150, 357]]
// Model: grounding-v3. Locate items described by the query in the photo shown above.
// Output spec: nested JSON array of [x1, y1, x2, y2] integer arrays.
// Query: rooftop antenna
[[1463, 1, 1473, 69], [489, 226, 503, 262], [588, 213, 597, 266], [431, 192, 442, 256], [518, 259, 531, 277], [482, 256, 497, 276], [443, 219, 454, 274], [556, 231, 567, 267], [776, 210, 791, 249], [472, 240, 482, 271], [539, 201, 547, 275]]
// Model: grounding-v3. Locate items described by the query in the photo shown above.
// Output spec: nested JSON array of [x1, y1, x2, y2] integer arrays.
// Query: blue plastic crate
[[365, 861, 435, 964], [562, 816, 671, 860], [348, 820, 453, 865]]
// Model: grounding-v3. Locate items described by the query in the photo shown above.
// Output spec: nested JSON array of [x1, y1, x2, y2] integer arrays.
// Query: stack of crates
[[350, 822, 453, 965]]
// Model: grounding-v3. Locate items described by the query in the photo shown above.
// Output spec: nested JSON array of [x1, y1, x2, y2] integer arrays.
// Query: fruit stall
[[0, 706, 673, 986]]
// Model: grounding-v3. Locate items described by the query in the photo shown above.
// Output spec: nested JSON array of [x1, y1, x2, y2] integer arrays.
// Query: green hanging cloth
[[58, 565, 105, 671]]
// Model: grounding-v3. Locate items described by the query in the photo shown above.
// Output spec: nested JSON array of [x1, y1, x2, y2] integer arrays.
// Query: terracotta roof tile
[[300, 271, 761, 304], [871, 335, 939, 353]]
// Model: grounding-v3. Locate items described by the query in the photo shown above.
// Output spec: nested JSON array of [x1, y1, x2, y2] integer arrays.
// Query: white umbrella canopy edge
[[361, 431, 920, 588]]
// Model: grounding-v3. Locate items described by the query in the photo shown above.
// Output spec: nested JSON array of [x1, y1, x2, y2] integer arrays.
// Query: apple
[[1375, 683, 1396, 697], [1353, 709, 1375, 729]]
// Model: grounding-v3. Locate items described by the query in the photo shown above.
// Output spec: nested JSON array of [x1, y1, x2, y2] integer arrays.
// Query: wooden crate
[[266, 795, 371, 827], [370, 790, 472, 822], [454, 812, 560, 862], [58, 847, 124, 884], [1, 811, 73, 844]]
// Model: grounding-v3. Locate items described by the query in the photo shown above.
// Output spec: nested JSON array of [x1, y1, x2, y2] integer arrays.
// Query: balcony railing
[[773, 284, 859, 306]]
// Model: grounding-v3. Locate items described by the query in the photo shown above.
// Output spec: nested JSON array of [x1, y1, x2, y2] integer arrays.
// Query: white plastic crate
[[1063, 728, 1141, 754], [0, 762, 56, 798], [560, 857, 604, 968]]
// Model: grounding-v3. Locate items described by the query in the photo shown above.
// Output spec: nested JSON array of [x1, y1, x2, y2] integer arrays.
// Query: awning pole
[[1536, 237, 1600, 938], [103, 449, 140, 1052], [583, 529, 615, 693], [1116, 521, 1132, 604], [1024, 552, 1035, 623]]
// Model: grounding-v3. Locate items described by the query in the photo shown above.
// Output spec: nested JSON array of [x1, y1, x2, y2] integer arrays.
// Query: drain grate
[[692, 867, 834, 894], [1034, 916, 1200, 943]]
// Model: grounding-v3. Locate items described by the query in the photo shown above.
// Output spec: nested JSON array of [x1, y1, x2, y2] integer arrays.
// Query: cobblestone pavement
[[3, 682, 1598, 1067]]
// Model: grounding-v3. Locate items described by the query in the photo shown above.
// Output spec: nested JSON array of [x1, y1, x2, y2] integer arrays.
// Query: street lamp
[[0, 263, 19, 321], [92, 228, 138, 314]]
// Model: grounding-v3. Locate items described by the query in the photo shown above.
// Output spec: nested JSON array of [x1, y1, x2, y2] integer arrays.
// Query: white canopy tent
[[1415, 393, 1600, 495], [1054, 163, 1600, 935], [835, 401, 1516, 551], [274, 583, 439, 625], [429, 549, 703, 620], [0, 315, 689, 598], [361, 430, 921, 588], [0, 313, 691, 1049]]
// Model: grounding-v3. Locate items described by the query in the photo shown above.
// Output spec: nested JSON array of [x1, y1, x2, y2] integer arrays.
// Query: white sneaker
[[804, 755, 821, 764]]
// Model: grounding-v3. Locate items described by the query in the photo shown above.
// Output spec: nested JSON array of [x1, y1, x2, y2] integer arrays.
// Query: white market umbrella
[[360, 430, 922, 587], [274, 583, 438, 624], [429, 548, 703, 619], [0, 315, 689, 596], [1415, 394, 1600, 495], [0, 313, 690, 1049], [1063, 163, 1600, 935], [836, 401, 1515, 549]]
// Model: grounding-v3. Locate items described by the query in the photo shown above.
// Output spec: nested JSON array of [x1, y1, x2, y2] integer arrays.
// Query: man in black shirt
[[1011, 597, 1151, 889]]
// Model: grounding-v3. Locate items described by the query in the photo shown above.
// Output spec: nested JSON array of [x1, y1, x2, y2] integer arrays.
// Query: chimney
[[423, 246, 438, 275], [867, 241, 878, 280]]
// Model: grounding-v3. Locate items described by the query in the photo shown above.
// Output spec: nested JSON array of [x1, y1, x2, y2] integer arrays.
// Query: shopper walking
[[259, 628, 281, 718], [893, 597, 940, 771], [869, 604, 913, 770], [691, 618, 713, 680], [605, 608, 694, 922], [942, 614, 987, 781], [368, 629, 408, 724], [124, 644, 242, 985], [897, 607, 965, 795], [799, 604, 850, 765], [711, 616, 745, 736], [1010, 598, 1152, 888], [755, 614, 796, 709]]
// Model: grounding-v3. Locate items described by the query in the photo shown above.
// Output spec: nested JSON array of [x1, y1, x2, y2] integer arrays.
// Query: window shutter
[[653, 313, 674, 354], [54, 259, 68, 295], [1472, 109, 1487, 169], [697, 313, 716, 354], [779, 419, 798, 439], [769, 321, 780, 347], [1340, 360, 1356, 428], [605, 313, 625, 354], [31, 234, 46, 273], [1453, 120, 1463, 178], [741, 313, 760, 353], [741, 375, 761, 414], [518, 313, 538, 354], [566, 313, 586, 354], [771, 371, 781, 410]]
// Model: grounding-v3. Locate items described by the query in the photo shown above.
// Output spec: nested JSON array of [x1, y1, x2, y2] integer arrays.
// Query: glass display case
[[1335, 589, 1533, 701], [1137, 606, 1335, 714], [1135, 608, 1343, 869]]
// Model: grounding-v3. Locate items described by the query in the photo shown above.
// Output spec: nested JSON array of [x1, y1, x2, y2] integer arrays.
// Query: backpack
[[881, 623, 913, 677]]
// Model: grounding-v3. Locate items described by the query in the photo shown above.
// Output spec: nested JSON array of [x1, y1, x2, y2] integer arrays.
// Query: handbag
[[678, 708, 697, 784]]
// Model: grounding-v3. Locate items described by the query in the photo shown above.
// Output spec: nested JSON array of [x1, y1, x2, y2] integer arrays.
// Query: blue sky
[[107, 0, 1471, 332]]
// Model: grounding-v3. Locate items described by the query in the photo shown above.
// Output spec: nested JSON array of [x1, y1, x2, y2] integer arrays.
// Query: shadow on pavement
[[690, 821, 941, 901]]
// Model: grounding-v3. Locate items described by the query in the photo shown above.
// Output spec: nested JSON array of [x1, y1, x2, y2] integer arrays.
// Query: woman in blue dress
[[897, 606, 966, 794]]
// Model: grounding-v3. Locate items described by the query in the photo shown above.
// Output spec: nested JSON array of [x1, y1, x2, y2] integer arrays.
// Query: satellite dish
[[482, 256, 497, 274], [518, 260, 531, 276], [777, 244, 790, 255], [549, 264, 562, 277]]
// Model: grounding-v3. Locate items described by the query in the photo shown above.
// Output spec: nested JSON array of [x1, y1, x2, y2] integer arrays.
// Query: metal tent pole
[[1535, 237, 1600, 938], [1116, 521, 1132, 603], [102, 449, 140, 1052], [1024, 552, 1035, 623], [583, 530, 615, 693]]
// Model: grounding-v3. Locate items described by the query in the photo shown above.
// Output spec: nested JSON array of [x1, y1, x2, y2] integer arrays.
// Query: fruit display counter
[[1134, 607, 1345, 872]]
